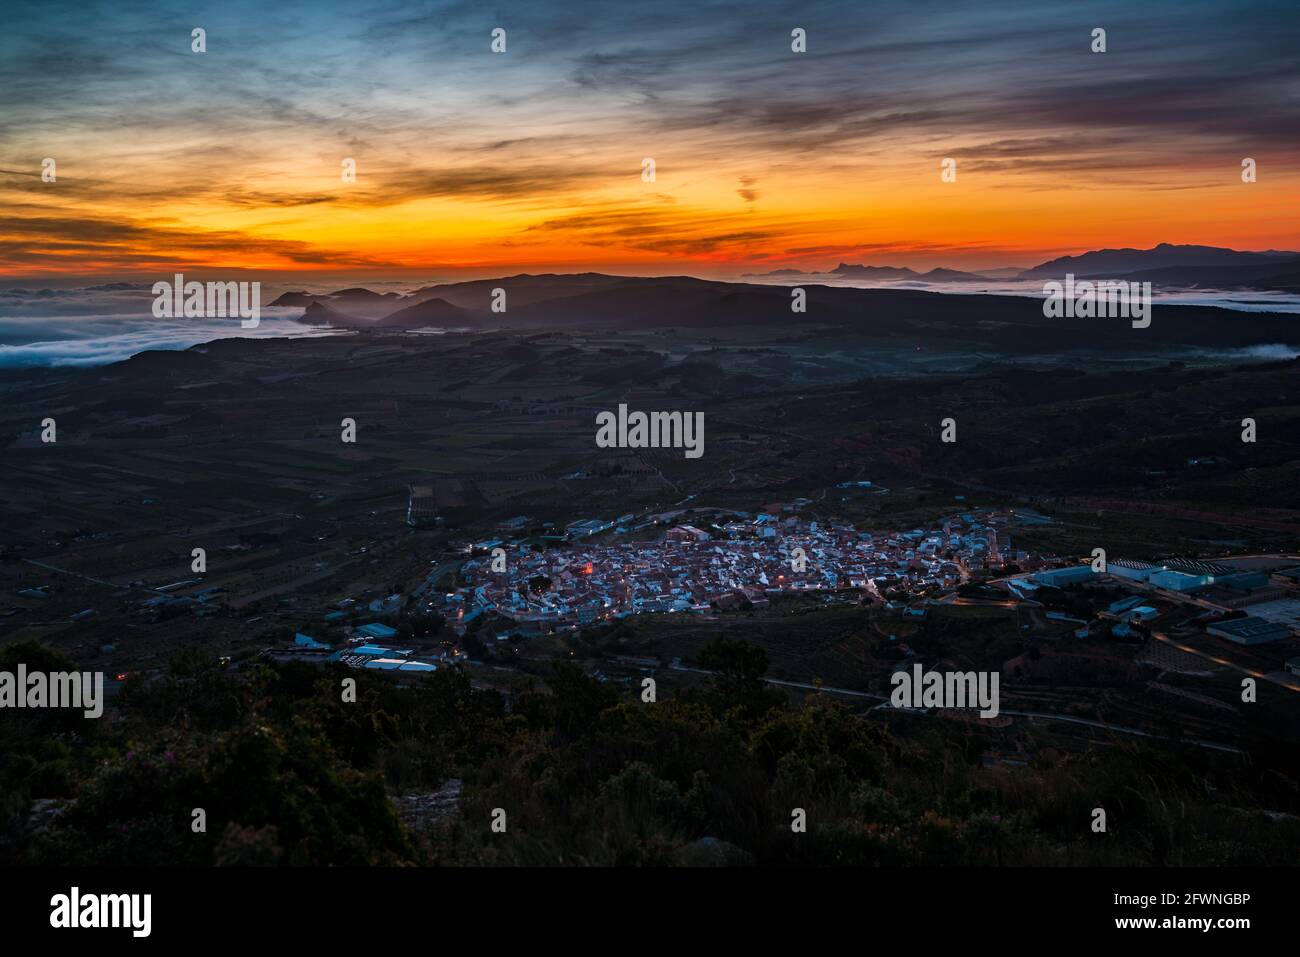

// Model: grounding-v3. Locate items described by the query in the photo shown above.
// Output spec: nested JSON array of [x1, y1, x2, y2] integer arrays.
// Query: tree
[[697, 638, 768, 687], [695, 638, 783, 718]]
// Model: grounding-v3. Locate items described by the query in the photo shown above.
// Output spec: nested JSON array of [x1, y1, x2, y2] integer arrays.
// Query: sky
[[1, 0, 1298, 281]]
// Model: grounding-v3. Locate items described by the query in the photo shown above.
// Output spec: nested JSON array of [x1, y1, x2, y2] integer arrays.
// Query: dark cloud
[[0, 215, 389, 269], [0, 0, 1295, 274]]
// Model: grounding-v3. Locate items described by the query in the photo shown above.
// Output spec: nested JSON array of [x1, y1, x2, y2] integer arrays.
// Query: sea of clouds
[[1, 279, 1296, 369], [0, 283, 341, 367], [768, 275, 1300, 314]]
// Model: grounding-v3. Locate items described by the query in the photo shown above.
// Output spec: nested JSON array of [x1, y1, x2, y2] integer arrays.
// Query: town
[[392, 506, 1300, 693], [439, 508, 992, 628]]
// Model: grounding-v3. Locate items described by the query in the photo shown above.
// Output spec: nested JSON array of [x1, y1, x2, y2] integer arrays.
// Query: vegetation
[[2, 638, 1298, 866]]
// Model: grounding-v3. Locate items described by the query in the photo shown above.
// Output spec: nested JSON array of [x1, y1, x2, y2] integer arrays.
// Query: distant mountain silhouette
[[327, 288, 403, 302], [813, 244, 1300, 289], [287, 273, 1300, 351], [280, 255, 1300, 348], [401, 273, 626, 311], [271, 288, 406, 318], [831, 263, 991, 281], [275, 244, 1300, 328], [373, 296, 481, 328], [298, 301, 360, 326], [269, 291, 328, 307], [831, 264, 917, 279], [1095, 261, 1300, 290], [1018, 243, 1300, 279], [919, 267, 992, 282], [1247, 268, 1300, 291]]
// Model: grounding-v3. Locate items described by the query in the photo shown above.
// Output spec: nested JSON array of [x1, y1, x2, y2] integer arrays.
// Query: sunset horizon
[[3, 0, 1297, 280]]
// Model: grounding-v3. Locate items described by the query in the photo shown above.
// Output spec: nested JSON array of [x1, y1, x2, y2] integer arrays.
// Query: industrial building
[[1205, 617, 1293, 645], [1110, 560, 1159, 583], [1031, 565, 1095, 587], [1148, 569, 1212, 591]]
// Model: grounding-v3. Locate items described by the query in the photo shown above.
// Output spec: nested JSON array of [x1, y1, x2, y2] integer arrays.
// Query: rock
[[394, 778, 463, 833], [676, 836, 754, 867]]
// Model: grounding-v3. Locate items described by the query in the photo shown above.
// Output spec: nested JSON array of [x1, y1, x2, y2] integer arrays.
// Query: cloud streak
[[0, 0, 1296, 275]]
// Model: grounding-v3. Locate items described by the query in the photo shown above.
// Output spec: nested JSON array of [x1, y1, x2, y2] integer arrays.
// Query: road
[[415, 559, 463, 600], [23, 559, 167, 598], [668, 663, 1246, 754], [1150, 630, 1300, 692]]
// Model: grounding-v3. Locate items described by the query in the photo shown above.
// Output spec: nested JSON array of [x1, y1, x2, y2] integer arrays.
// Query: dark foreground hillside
[[4, 639, 1298, 867]]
